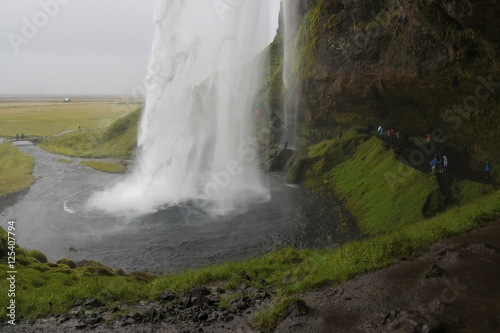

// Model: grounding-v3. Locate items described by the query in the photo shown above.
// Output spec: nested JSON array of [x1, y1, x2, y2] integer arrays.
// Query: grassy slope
[[0, 143, 35, 197], [1, 189, 499, 329], [327, 137, 439, 234], [289, 134, 440, 234], [0, 102, 139, 137], [39, 108, 141, 159]]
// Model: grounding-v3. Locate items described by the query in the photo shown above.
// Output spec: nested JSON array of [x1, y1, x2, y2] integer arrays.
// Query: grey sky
[[0, 0, 281, 96]]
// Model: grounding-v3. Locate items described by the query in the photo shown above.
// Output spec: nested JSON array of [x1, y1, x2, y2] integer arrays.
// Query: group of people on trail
[[430, 155, 493, 179], [15, 133, 24, 141], [430, 154, 448, 173], [378, 125, 406, 145]]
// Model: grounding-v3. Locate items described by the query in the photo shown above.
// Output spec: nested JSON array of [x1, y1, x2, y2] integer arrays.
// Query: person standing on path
[[443, 155, 448, 172], [378, 125, 384, 137], [486, 161, 492, 179], [430, 156, 439, 173]]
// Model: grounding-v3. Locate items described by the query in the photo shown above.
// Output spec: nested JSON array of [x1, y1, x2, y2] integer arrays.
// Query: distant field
[[0, 99, 143, 137]]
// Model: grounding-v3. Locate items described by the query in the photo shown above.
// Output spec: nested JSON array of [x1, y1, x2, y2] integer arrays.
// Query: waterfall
[[88, 0, 276, 216], [281, 0, 300, 149]]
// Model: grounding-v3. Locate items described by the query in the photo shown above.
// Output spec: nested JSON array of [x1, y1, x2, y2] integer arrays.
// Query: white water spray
[[281, 0, 301, 148], [89, 0, 276, 216]]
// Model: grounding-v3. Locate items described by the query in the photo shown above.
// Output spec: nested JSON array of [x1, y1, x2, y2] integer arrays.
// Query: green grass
[[289, 135, 443, 234], [1, 188, 498, 329], [58, 158, 73, 164], [327, 137, 440, 234], [253, 298, 298, 332], [80, 161, 126, 173], [0, 101, 139, 137], [39, 108, 141, 159], [0, 143, 35, 197], [452, 179, 497, 204]]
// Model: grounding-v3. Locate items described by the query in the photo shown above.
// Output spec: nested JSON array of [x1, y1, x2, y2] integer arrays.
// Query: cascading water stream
[[88, 0, 275, 216], [281, 0, 300, 149]]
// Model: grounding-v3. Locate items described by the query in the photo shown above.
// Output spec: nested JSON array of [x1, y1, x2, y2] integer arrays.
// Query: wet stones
[[14, 286, 273, 332], [158, 290, 176, 302], [83, 297, 104, 308]]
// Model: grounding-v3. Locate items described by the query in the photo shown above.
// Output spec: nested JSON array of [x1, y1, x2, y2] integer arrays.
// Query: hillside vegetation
[[39, 108, 141, 159], [0, 143, 35, 197]]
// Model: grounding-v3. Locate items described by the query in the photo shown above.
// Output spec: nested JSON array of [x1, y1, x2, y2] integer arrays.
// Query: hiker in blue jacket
[[430, 156, 439, 174], [486, 161, 492, 179]]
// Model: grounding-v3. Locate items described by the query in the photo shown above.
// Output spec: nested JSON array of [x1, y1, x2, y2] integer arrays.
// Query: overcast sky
[[0, 0, 281, 96]]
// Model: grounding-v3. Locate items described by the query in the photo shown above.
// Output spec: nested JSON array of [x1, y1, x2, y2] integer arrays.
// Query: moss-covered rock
[[31, 262, 52, 272], [81, 261, 115, 277], [16, 251, 31, 266], [57, 258, 76, 269], [28, 250, 48, 263], [52, 267, 73, 275]]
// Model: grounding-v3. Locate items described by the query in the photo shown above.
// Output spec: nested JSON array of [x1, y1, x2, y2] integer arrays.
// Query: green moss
[[82, 261, 116, 277], [28, 250, 48, 263], [288, 133, 369, 184], [56, 258, 76, 269], [289, 0, 323, 85]]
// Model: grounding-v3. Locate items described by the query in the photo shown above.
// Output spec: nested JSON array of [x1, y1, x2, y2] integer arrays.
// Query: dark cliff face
[[275, 0, 500, 158]]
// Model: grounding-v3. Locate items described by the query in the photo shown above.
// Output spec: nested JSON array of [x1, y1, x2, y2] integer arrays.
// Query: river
[[1, 145, 363, 274]]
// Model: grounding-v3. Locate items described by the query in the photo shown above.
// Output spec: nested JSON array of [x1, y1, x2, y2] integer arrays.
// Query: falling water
[[281, 0, 301, 149], [89, 0, 275, 216]]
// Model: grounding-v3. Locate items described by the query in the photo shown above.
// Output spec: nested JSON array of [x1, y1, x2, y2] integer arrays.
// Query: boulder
[[28, 250, 48, 263], [57, 258, 76, 269]]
